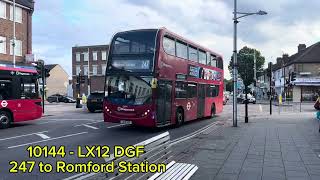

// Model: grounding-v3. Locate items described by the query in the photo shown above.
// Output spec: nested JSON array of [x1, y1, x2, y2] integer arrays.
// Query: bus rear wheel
[[175, 109, 184, 127], [0, 111, 12, 129]]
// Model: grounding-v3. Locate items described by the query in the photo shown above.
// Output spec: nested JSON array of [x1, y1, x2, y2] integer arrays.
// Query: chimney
[[276, 57, 282, 65], [298, 44, 306, 53], [282, 54, 290, 64]]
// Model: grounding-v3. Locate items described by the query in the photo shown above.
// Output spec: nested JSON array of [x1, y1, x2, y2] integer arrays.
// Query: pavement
[[172, 112, 320, 180], [0, 103, 224, 180]]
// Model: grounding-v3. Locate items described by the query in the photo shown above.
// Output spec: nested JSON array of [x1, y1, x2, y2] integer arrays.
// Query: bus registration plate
[[120, 120, 132, 125]]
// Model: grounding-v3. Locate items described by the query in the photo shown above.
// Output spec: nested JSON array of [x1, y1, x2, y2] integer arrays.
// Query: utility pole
[[269, 62, 273, 115], [12, 0, 16, 67], [87, 48, 90, 95], [232, 0, 238, 127], [254, 50, 257, 97]]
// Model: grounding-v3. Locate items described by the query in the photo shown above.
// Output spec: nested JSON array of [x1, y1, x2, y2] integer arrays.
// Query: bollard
[[76, 98, 82, 108]]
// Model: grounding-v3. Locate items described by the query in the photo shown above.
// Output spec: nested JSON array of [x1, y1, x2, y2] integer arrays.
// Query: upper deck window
[[176, 41, 188, 59], [217, 57, 224, 69], [209, 55, 217, 67], [109, 30, 157, 72], [188, 46, 198, 62], [163, 36, 175, 56], [199, 50, 206, 64]]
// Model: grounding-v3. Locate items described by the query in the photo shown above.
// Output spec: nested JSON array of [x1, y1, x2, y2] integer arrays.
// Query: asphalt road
[[0, 101, 315, 180], [0, 103, 232, 180]]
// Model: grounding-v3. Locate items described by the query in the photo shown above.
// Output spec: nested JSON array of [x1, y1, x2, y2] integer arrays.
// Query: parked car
[[87, 91, 104, 113], [237, 94, 256, 104], [47, 94, 76, 103]]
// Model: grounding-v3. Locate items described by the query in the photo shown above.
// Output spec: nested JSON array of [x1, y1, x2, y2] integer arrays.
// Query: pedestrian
[[315, 93, 320, 132]]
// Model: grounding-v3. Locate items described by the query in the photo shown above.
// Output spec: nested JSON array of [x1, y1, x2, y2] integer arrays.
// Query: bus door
[[197, 84, 205, 118], [156, 80, 172, 126]]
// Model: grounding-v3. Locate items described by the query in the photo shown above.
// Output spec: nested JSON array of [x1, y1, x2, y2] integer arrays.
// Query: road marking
[[107, 124, 126, 129], [74, 121, 104, 127], [35, 133, 50, 139], [259, 104, 263, 112], [8, 132, 88, 149], [0, 131, 49, 141], [171, 121, 220, 146], [82, 124, 99, 130], [74, 173, 96, 180], [63, 173, 86, 180], [38, 119, 102, 125]]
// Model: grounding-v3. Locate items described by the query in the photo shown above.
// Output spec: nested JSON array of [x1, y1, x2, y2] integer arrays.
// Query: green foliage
[[224, 79, 233, 92], [228, 46, 265, 87]]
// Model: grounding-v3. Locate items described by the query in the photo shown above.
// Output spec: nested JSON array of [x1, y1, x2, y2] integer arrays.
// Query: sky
[[32, 0, 320, 79]]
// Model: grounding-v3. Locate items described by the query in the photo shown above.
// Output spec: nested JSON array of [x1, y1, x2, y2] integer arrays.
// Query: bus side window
[[206, 85, 219, 97], [163, 36, 175, 56], [175, 82, 187, 98], [217, 57, 224, 69], [187, 83, 197, 98], [0, 79, 13, 100], [210, 55, 217, 67]]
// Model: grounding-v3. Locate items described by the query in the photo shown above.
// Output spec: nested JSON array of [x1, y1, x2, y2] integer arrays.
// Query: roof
[[44, 64, 58, 72], [9, 0, 34, 10], [287, 42, 320, 65]]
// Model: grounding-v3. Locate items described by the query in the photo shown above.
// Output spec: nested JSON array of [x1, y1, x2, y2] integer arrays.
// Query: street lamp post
[[232, 0, 267, 127], [13, 0, 16, 67]]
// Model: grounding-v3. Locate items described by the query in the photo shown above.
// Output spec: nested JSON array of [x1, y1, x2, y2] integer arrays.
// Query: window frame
[[101, 51, 107, 61], [83, 52, 89, 62], [10, 5, 22, 23], [175, 81, 188, 99], [0, 36, 6, 54], [176, 40, 188, 60], [76, 52, 81, 62], [198, 49, 207, 64], [188, 45, 198, 62], [83, 65, 88, 75], [162, 35, 176, 56], [0, 1, 6, 19], [10, 39, 22, 56], [92, 65, 98, 75], [75, 65, 81, 75], [92, 51, 98, 61], [187, 83, 197, 98]]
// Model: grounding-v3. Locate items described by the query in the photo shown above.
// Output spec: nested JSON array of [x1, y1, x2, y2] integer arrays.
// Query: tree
[[228, 46, 265, 88]]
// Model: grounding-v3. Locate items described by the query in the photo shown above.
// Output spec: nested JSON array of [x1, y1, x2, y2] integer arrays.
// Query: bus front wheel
[[0, 111, 12, 129], [175, 109, 184, 127]]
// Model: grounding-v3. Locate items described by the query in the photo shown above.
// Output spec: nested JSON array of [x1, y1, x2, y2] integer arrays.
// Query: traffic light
[[291, 72, 297, 81]]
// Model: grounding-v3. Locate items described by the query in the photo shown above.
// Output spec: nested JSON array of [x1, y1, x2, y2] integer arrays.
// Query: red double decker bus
[[0, 65, 42, 129], [103, 28, 224, 127]]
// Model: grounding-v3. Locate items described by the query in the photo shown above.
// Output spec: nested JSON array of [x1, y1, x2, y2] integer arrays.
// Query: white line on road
[[74, 121, 104, 127], [8, 132, 88, 149], [35, 133, 51, 139], [82, 124, 99, 130], [38, 119, 102, 125], [259, 104, 263, 112], [63, 173, 86, 180], [107, 124, 126, 129], [0, 131, 49, 141]]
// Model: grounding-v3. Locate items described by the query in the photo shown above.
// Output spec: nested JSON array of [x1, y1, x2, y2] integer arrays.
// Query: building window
[[76, 53, 81, 62], [83, 52, 88, 61], [76, 66, 81, 75], [101, 51, 107, 60], [199, 50, 206, 64], [92, 65, 98, 75], [0, 1, 6, 19], [83, 65, 88, 75], [0, 36, 6, 54], [93, 51, 98, 61], [163, 36, 175, 56], [176, 41, 188, 59], [10, 5, 22, 23], [10, 39, 22, 56], [188, 46, 198, 62], [102, 65, 106, 75]]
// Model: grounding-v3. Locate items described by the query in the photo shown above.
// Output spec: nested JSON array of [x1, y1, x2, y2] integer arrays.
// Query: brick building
[[72, 45, 109, 98], [0, 0, 34, 65]]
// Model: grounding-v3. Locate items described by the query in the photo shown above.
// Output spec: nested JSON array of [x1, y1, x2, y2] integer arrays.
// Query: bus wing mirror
[[151, 78, 157, 89]]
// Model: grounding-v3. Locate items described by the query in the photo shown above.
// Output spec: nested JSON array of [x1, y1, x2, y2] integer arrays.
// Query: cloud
[[31, 0, 320, 79]]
